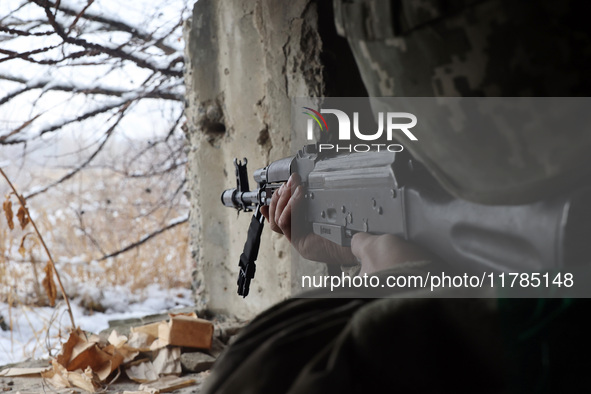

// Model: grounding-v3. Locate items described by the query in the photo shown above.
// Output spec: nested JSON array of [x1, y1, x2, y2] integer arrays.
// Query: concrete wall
[[183, 0, 326, 319]]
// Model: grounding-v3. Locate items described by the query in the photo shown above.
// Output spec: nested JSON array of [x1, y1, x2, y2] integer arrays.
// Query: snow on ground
[[0, 284, 193, 367]]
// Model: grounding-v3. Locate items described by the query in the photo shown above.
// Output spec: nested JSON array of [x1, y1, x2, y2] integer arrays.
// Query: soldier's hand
[[261, 174, 358, 266], [351, 233, 433, 276], [261, 175, 433, 272]]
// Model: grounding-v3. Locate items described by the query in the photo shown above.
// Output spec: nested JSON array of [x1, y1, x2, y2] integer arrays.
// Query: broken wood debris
[[159, 312, 214, 349], [40, 312, 214, 392], [0, 312, 245, 393], [139, 376, 197, 393], [0, 367, 51, 377]]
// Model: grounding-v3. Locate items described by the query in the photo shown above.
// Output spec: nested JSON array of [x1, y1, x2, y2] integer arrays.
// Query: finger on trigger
[[278, 192, 293, 241], [268, 184, 283, 234], [260, 205, 269, 222], [290, 184, 305, 214], [274, 182, 292, 233], [288, 173, 300, 188]]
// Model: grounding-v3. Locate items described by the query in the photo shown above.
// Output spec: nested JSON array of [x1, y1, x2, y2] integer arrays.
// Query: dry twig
[[0, 167, 76, 328]]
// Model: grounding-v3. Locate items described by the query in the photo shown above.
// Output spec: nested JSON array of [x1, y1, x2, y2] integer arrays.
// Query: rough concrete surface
[[184, 0, 326, 319], [181, 352, 216, 373], [0, 371, 209, 393]]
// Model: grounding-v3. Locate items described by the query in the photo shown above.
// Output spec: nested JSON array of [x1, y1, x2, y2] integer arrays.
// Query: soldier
[[203, 1, 591, 392]]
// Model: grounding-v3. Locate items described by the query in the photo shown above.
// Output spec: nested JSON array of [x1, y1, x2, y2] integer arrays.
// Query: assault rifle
[[222, 144, 591, 297]]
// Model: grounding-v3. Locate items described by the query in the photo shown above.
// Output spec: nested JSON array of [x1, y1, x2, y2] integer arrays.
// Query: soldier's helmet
[[335, 0, 591, 204]]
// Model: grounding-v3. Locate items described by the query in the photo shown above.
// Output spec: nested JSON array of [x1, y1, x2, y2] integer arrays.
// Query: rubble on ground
[[0, 308, 246, 393]]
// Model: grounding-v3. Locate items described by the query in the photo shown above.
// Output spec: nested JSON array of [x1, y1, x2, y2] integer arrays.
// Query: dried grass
[[0, 166, 191, 307]]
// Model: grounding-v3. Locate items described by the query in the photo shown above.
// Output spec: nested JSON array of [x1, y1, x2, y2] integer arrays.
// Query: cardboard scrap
[[56, 329, 124, 382], [152, 347, 181, 375], [146, 314, 212, 351], [108, 329, 141, 363], [126, 359, 159, 383], [42, 328, 130, 391], [42, 359, 97, 393], [0, 366, 51, 377], [127, 331, 155, 352], [149, 324, 170, 351], [131, 321, 160, 340], [40, 311, 213, 392], [126, 347, 181, 383], [67, 366, 97, 393], [42, 360, 73, 390], [56, 329, 117, 372], [108, 329, 128, 347], [158, 314, 213, 349]]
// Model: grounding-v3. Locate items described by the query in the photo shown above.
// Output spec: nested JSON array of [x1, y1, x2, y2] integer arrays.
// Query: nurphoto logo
[[303, 107, 417, 153]]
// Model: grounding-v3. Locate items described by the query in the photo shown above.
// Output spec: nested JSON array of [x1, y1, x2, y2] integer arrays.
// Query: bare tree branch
[[24, 103, 130, 199], [32, 0, 183, 77], [35, 100, 132, 137], [74, 209, 107, 255], [0, 113, 44, 142], [40, 0, 180, 55], [98, 215, 188, 261], [0, 75, 182, 111], [0, 26, 54, 36], [66, 0, 94, 35], [0, 44, 62, 64], [0, 0, 190, 277]]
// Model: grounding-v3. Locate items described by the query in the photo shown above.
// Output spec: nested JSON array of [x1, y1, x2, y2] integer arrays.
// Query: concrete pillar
[[183, 0, 325, 318]]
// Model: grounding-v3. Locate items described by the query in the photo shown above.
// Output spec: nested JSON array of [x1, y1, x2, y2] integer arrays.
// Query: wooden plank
[[0, 366, 51, 377], [158, 316, 213, 349], [139, 376, 197, 393]]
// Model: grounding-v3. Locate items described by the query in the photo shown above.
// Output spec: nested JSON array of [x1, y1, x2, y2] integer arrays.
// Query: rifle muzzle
[[221, 188, 261, 210]]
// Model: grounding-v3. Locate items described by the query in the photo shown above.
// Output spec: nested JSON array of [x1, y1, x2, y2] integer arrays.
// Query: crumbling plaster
[[184, 0, 326, 318]]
